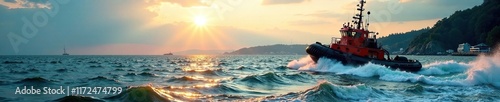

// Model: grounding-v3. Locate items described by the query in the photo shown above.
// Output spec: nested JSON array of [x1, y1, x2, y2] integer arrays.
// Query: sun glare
[[194, 16, 207, 26]]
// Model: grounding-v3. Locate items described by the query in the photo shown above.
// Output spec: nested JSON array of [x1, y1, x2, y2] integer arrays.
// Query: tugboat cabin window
[[346, 31, 353, 37], [354, 32, 362, 38]]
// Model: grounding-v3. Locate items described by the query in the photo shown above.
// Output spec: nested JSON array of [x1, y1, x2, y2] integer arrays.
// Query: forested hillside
[[405, 0, 500, 54], [378, 28, 430, 52]]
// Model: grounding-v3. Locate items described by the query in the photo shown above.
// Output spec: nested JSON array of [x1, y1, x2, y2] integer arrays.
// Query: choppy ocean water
[[0, 54, 499, 102]]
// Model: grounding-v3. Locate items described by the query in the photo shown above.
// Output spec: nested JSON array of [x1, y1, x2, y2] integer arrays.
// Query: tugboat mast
[[353, 0, 366, 29]]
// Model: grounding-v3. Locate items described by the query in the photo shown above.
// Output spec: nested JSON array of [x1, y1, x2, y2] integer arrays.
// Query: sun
[[194, 16, 207, 26]]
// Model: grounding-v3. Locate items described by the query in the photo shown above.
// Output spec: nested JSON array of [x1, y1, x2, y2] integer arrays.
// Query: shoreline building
[[457, 43, 471, 53], [453, 43, 490, 56], [470, 43, 490, 53]]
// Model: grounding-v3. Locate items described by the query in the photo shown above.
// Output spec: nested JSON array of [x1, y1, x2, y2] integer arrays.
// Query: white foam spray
[[287, 55, 314, 70], [287, 49, 500, 88], [418, 60, 470, 75], [462, 52, 500, 87]]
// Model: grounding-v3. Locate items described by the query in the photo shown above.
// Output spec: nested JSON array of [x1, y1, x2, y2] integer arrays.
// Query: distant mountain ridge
[[404, 0, 500, 54], [174, 49, 231, 55], [224, 44, 307, 55]]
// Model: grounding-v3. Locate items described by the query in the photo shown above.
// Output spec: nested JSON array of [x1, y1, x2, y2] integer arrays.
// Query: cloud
[[262, 28, 329, 44], [363, 0, 483, 22], [295, 10, 353, 23], [296, 10, 342, 18], [262, 0, 310, 5], [398, 0, 481, 6], [0, 0, 156, 55], [295, 10, 351, 22], [399, 0, 411, 3], [0, 0, 322, 55], [0, 0, 51, 9], [146, 0, 209, 7], [289, 20, 331, 25]]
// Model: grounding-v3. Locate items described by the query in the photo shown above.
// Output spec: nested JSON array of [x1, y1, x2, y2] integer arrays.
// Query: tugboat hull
[[306, 43, 422, 72]]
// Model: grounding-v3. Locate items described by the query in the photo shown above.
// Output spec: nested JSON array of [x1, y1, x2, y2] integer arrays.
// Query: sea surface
[[0, 54, 499, 102]]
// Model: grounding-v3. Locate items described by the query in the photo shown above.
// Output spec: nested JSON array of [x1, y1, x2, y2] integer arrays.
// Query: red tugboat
[[306, 0, 422, 72]]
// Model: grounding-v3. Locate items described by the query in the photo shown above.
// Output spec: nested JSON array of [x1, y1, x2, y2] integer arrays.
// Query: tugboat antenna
[[366, 11, 371, 30]]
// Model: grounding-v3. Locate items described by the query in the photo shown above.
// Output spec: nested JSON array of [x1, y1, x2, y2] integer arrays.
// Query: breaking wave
[[462, 52, 500, 87], [167, 76, 208, 83], [263, 81, 380, 101], [54, 95, 104, 102], [195, 84, 243, 94], [89, 76, 118, 82], [418, 60, 470, 75], [15, 77, 53, 84], [239, 72, 289, 85], [138, 72, 157, 77], [238, 72, 314, 85], [288, 51, 500, 88], [185, 69, 227, 76], [105, 86, 172, 102]]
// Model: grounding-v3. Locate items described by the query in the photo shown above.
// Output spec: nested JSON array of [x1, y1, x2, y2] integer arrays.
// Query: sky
[[0, 0, 483, 55]]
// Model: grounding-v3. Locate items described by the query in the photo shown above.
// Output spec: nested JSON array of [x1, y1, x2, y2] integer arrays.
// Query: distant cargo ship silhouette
[[62, 47, 69, 55], [163, 52, 173, 55]]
